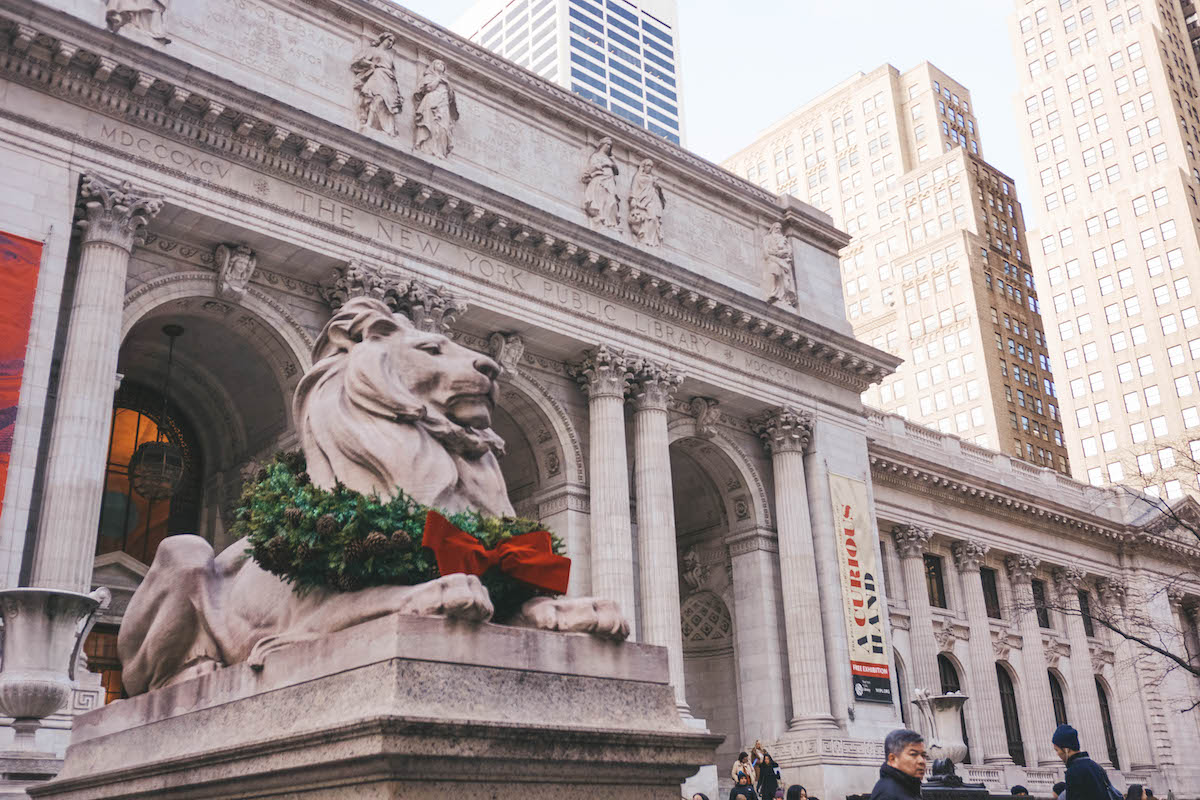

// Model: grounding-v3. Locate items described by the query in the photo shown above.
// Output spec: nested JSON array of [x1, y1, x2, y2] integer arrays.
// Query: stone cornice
[[0, 10, 898, 393]]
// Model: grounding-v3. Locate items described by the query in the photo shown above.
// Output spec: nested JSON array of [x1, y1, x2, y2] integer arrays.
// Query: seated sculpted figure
[[118, 297, 629, 696]]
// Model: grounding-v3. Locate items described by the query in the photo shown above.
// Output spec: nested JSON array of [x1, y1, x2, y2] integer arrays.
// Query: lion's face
[[376, 326, 500, 430]]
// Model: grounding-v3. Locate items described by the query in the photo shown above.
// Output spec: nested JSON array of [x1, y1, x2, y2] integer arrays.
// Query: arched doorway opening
[[938, 653, 971, 763], [996, 662, 1026, 766]]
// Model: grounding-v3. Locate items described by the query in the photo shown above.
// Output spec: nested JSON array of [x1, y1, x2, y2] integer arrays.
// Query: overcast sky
[[398, 1, 1032, 221]]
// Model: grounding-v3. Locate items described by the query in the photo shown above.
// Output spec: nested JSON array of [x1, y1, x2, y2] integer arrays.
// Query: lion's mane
[[294, 297, 514, 517]]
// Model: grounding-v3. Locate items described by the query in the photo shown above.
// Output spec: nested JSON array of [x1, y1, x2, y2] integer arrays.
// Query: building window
[[82, 627, 124, 704], [1049, 671, 1069, 725], [1032, 578, 1051, 628], [1096, 677, 1120, 768], [97, 383, 202, 566], [981, 567, 1003, 619], [925, 554, 948, 609], [938, 654, 972, 763], [1079, 590, 1095, 637], [997, 663, 1026, 766]]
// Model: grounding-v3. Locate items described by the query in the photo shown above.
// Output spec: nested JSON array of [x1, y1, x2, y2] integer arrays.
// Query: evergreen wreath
[[231, 451, 565, 621]]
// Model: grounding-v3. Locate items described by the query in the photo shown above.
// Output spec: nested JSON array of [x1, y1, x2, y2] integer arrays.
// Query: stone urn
[[911, 689, 969, 764], [0, 588, 109, 748]]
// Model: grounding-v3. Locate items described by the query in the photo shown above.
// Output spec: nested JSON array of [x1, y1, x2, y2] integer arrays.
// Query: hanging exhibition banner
[[0, 231, 43, 511], [829, 472, 893, 704]]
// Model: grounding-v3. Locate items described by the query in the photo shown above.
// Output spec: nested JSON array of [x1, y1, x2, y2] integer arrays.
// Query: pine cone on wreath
[[256, 468, 269, 483], [364, 530, 388, 556], [284, 507, 304, 527], [390, 529, 412, 549], [345, 538, 368, 562], [334, 572, 363, 592], [295, 542, 311, 562], [316, 513, 338, 536], [295, 471, 311, 486]]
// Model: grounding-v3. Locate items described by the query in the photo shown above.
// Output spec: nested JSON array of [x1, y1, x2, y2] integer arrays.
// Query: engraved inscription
[[99, 124, 233, 178]]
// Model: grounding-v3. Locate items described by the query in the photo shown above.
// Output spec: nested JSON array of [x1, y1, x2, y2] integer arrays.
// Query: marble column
[[573, 344, 637, 638], [1005, 554, 1059, 767], [1053, 567, 1111, 767], [30, 175, 163, 592], [892, 525, 940, 710], [727, 529, 789, 740], [630, 359, 687, 710], [951, 540, 1014, 765], [752, 407, 834, 730], [1097, 578, 1155, 770]]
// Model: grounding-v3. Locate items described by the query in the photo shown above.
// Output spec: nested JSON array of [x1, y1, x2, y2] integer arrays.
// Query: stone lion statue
[[118, 298, 629, 696]]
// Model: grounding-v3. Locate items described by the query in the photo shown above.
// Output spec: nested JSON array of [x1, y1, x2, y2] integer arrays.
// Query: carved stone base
[[30, 615, 721, 799], [770, 733, 886, 799]]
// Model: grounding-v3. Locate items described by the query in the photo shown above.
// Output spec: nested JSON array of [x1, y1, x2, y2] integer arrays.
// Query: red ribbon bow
[[421, 510, 571, 595]]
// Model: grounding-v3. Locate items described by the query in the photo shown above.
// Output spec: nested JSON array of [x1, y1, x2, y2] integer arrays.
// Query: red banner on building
[[0, 231, 43, 511]]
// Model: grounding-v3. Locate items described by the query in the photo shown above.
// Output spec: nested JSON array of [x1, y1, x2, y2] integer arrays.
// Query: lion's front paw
[[397, 573, 494, 622], [511, 596, 630, 641]]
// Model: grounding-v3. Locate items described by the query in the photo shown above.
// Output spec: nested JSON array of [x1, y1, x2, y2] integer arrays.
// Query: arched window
[[96, 382, 202, 565], [1049, 671, 1069, 726], [938, 654, 971, 764], [996, 663, 1026, 766], [1095, 677, 1120, 769]]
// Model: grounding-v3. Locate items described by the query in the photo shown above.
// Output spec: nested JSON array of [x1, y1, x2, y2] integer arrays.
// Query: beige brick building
[[1011, 0, 1200, 495], [724, 64, 1071, 472]]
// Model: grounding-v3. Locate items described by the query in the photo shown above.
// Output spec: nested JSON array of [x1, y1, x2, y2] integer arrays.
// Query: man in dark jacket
[[729, 772, 760, 800], [869, 729, 927, 800], [1053, 724, 1114, 800]]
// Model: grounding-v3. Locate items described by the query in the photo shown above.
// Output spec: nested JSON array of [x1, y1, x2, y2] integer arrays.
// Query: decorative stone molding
[[1005, 553, 1041, 584], [318, 260, 465, 333], [933, 619, 970, 652], [891, 523, 933, 559], [570, 344, 633, 400], [991, 630, 1022, 661], [951, 539, 989, 572], [319, 260, 390, 309], [1053, 565, 1088, 597], [487, 332, 525, 377], [688, 397, 720, 438], [1043, 637, 1071, 669], [75, 173, 163, 251], [724, 528, 779, 557], [1167, 586, 1188, 608], [1091, 649, 1115, 674], [214, 243, 257, 301], [751, 406, 813, 456], [679, 548, 710, 594], [629, 360, 683, 412], [1096, 577, 1127, 608]]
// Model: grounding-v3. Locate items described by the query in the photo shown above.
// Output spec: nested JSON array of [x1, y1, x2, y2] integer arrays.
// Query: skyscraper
[[453, 0, 684, 145], [1010, 1, 1200, 496], [724, 63, 1071, 471]]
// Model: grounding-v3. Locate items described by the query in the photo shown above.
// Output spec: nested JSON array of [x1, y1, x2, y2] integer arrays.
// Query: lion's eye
[[417, 342, 443, 355]]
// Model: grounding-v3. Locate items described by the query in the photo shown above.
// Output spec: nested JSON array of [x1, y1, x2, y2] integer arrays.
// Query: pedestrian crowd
[[707, 720, 1161, 800]]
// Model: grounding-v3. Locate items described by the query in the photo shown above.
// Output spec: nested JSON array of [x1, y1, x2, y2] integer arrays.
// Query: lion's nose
[[474, 355, 501, 381]]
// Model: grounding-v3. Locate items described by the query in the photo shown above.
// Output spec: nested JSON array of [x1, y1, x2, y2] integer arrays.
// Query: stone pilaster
[[572, 344, 636, 638], [1005, 554, 1059, 767], [30, 175, 163, 592], [951, 540, 1013, 765], [1053, 567, 1111, 767], [1096, 578, 1155, 770], [629, 359, 687, 711], [891, 524, 940, 716], [727, 528, 788, 740], [752, 407, 834, 730]]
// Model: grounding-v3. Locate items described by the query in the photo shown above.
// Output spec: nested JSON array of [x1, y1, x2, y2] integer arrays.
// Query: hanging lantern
[[129, 324, 185, 502]]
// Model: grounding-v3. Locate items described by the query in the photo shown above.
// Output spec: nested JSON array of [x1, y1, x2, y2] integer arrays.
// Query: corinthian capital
[[571, 344, 633, 400], [630, 359, 683, 411], [751, 406, 812, 456], [1053, 565, 1087, 594], [951, 539, 989, 572], [75, 173, 163, 251], [393, 279, 467, 334], [1005, 553, 1041, 583], [319, 259, 390, 310], [891, 523, 933, 559]]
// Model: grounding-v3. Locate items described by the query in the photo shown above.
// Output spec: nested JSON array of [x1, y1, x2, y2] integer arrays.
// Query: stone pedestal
[[30, 615, 721, 799]]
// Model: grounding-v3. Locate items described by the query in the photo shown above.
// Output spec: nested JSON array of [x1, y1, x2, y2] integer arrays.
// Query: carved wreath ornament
[[236, 451, 568, 620]]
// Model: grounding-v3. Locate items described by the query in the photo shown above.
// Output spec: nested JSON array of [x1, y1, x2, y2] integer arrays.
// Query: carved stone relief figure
[[689, 396, 720, 439], [118, 299, 630, 696], [413, 59, 459, 158], [351, 33, 403, 137], [214, 244, 257, 301], [763, 222, 798, 308], [680, 548, 710, 595], [581, 137, 621, 231], [627, 158, 665, 246], [105, 0, 170, 44]]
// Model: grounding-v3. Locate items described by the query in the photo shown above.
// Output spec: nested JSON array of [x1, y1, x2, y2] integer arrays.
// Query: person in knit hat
[[1053, 723, 1117, 800]]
